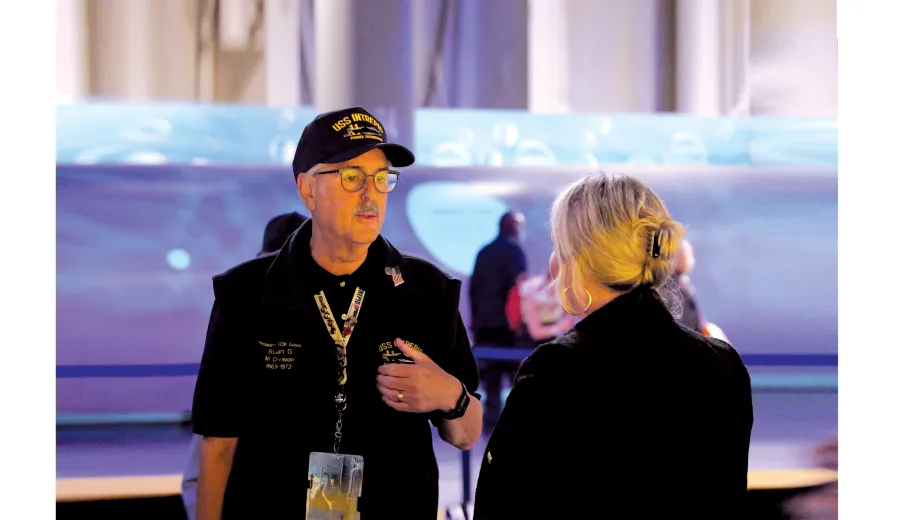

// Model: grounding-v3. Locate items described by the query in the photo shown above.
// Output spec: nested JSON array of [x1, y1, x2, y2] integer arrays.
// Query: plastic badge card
[[306, 452, 364, 520]]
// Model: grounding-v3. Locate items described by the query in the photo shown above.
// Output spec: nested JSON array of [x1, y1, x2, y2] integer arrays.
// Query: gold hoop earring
[[562, 287, 592, 316]]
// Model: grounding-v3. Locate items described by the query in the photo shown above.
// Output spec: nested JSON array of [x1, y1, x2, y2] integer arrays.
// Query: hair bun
[[639, 219, 684, 287], [654, 220, 683, 260]]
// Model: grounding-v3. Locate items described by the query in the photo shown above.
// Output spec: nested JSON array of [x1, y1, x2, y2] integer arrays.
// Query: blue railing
[[55, 346, 835, 428], [56, 349, 837, 390]]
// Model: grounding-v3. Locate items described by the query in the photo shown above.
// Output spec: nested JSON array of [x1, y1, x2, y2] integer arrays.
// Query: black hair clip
[[649, 229, 663, 258]]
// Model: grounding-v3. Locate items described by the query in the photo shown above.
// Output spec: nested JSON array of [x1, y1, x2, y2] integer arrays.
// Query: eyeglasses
[[314, 167, 401, 194]]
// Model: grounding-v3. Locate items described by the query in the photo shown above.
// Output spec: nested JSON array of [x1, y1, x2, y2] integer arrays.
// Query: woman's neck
[[581, 283, 623, 317], [309, 229, 369, 276]]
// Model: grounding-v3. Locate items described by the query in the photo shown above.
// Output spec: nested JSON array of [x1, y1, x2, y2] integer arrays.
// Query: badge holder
[[309, 288, 366, 519], [306, 451, 364, 520]]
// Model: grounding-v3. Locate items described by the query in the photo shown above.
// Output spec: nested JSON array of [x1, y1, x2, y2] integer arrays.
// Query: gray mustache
[[354, 201, 379, 216]]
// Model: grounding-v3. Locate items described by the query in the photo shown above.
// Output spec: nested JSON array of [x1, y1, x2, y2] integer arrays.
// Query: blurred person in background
[[257, 212, 310, 258], [191, 107, 481, 520], [783, 437, 838, 520], [469, 211, 527, 431], [474, 173, 753, 520], [470, 211, 528, 346], [673, 239, 728, 341], [815, 437, 838, 471], [181, 211, 308, 519], [509, 269, 576, 347]]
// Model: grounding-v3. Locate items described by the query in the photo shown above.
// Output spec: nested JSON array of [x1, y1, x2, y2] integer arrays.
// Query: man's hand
[[376, 338, 462, 413]]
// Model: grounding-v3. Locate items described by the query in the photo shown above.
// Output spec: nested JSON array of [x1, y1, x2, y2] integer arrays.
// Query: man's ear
[[297, 173, 317, 212]]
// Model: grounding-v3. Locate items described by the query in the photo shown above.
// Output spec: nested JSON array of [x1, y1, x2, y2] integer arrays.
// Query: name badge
[[306, 451, 364, 519]]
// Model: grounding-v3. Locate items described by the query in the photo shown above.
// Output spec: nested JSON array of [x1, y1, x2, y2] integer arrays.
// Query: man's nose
[[360, 175, 386, 200], [358, 174, 376, 196]]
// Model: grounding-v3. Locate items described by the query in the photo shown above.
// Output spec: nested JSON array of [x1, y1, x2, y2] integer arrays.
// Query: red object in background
[[505, 285, 522, 332]]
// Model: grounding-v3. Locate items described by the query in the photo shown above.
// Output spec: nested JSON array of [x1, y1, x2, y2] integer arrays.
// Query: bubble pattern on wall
[[57, 103, 837, 167]]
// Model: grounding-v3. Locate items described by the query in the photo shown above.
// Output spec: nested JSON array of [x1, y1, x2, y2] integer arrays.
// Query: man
[[191, 107, 482, 520], [181, 211, 308, 519], [468, 211, 527, 430], [469, 211, 527, 346]]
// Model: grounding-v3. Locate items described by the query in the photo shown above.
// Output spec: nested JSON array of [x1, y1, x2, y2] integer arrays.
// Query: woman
[[473, 173, 753, 519]]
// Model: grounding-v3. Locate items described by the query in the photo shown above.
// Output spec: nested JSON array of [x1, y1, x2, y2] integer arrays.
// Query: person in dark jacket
[[469, 211, 527, 346], [474, 173, 753, 519], [469, 211, 527, 430]]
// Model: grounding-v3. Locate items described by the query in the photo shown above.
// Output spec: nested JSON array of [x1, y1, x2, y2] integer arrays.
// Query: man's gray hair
[[300, 159, 394, 179], [302, 163, 327, 178]]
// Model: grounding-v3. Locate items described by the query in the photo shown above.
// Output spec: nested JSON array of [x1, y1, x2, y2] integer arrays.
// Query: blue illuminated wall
[[413, 110, 837, 168], [56, 102, 317, 166], [57, 102, 837, 168], [56, 103, 837, 419]]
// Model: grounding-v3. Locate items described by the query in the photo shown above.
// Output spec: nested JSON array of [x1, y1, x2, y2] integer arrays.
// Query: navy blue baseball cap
[[291, 106, 415, 178]]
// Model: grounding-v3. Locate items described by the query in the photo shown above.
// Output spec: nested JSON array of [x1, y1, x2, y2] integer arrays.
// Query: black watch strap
[[440, 381, 471, 420]]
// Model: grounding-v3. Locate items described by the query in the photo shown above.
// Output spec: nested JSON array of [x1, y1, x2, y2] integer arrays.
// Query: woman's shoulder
[[515, 331, 581, 383], [670, 327, 752, 390], [680, 326, 745, 365]]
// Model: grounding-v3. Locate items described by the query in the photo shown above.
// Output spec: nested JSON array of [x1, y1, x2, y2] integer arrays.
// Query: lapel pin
[[385, 266, 404, 287]]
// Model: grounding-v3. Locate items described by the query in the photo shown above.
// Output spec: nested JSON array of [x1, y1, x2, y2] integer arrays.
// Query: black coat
[[474, 287, 753, 519]]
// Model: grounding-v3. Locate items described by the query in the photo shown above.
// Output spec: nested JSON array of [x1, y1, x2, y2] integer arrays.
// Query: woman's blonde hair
[[550, 172, 685, 299]]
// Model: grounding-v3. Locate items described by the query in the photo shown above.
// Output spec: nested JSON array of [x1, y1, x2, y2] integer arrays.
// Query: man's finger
[[382, 394, 411, 412], [378, 363, 412, 377], [395, 338, 432, 362], [376, 383, 405, 399], [376, 374, 405, 389]]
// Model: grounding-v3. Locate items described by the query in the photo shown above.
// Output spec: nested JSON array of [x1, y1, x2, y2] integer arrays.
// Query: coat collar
[[574, 285, 676, 336]]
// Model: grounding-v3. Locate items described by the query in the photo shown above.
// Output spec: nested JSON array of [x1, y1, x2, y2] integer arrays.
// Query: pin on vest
[[385, 266, 404, 287]]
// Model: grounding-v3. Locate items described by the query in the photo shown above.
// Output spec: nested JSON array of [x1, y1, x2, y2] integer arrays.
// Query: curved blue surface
[[405, 181, 510, 274], [56, 163, 837, 416]]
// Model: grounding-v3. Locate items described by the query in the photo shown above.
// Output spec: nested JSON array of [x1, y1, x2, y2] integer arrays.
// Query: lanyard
[[314, 287, 366, 453]]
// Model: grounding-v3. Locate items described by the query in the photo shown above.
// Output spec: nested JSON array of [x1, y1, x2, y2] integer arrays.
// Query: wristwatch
[[440, 381, 471, 420]]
